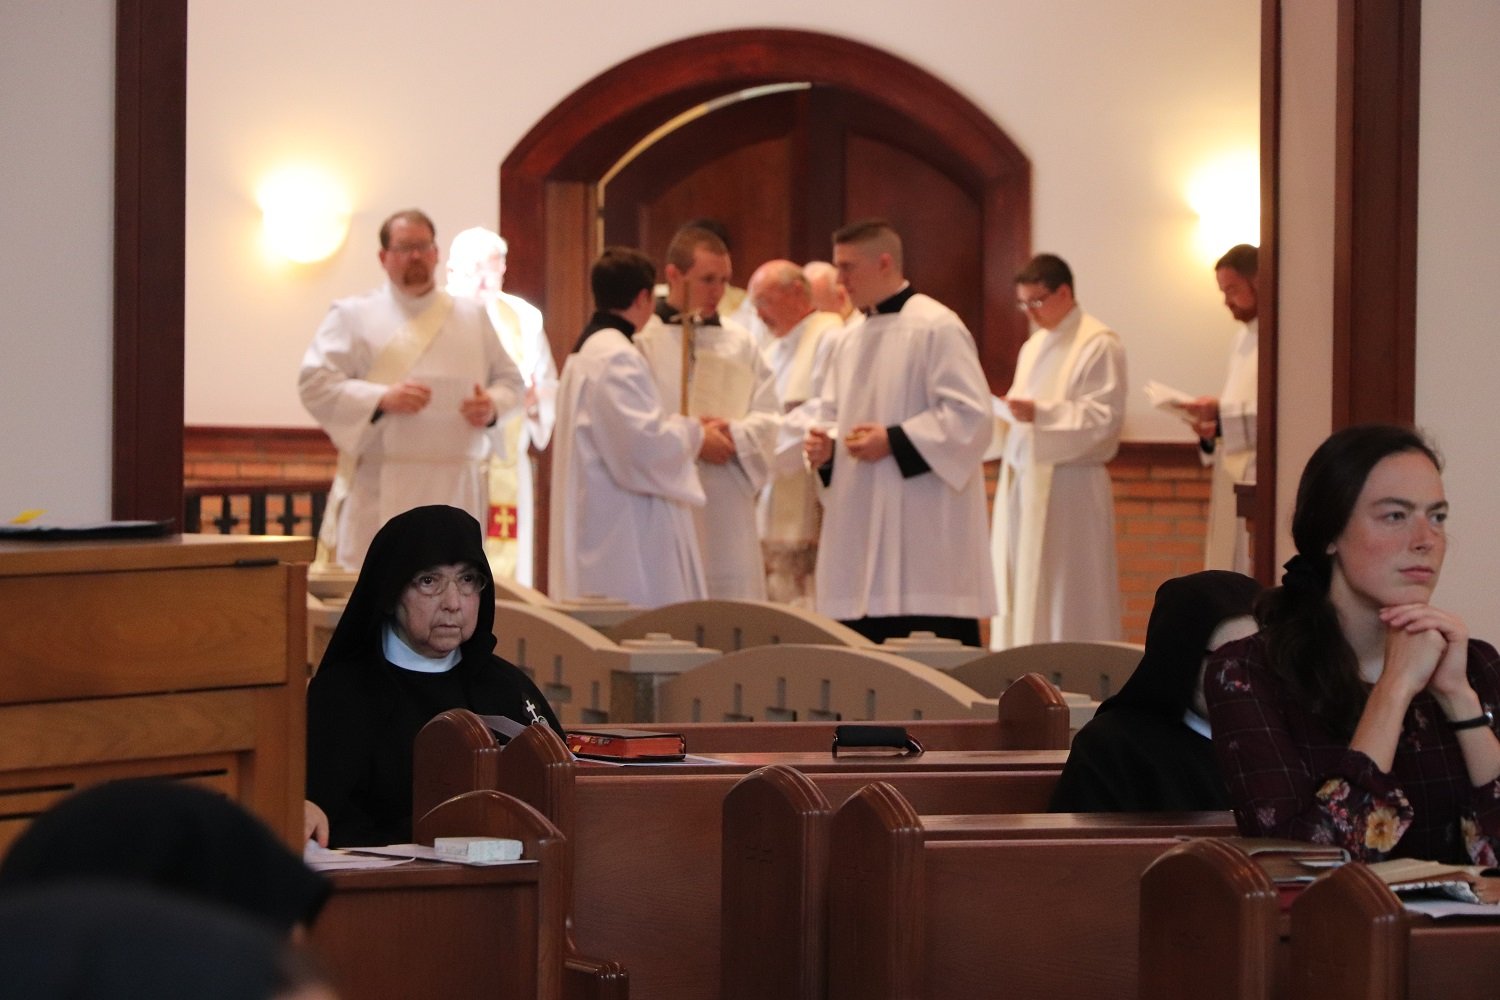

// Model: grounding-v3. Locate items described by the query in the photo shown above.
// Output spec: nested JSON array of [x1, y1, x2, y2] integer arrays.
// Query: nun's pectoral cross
[[524, 698, 544, 725]]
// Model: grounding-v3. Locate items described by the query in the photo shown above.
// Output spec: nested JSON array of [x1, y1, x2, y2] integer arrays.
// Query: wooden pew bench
[[816, 780, 1234, 1000], [412, 712, 1073, 1000], [1139, 838, 1500, 1000], [311, 790, 566, 1000], [723, 767, 1236, 1000]]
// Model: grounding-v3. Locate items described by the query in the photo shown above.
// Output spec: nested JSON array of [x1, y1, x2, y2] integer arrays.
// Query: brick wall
[[186, 427, 1210, 641]]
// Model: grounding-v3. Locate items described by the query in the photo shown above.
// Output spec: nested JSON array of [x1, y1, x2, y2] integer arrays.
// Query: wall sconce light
[[258, 167, 351, 264], [1187, 151, 1259, 264]]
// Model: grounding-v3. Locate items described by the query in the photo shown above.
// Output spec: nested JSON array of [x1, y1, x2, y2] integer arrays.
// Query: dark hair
[[831, 219, 904, 270], [1215, 244, 1258, 279], [378, 209, 436, 250], [1015, 253, 1074, 293], [591, 247, 656, 311], [1258, 424, 1442, 737], [681, 218, 731, 250], [665, 226, 728, 273]]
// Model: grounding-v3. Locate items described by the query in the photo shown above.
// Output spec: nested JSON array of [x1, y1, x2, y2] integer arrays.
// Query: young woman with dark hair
[[1206, 424, 1500, 863]]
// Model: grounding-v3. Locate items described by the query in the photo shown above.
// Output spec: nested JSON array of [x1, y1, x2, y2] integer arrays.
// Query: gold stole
[[315, 291, 456, 566]]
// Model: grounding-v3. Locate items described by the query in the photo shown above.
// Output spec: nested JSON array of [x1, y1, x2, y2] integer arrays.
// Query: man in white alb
[[299, 209, 524, 571], [1182, 244, 1258, 573], [746, 259, 843, 606], [805, 220, 995, 645], [803, 260, 863, 332], [549, 247, 732, 606], [991, 253, 1127, 649], [636, 226, 780, 600], [445, 227, 558, 586]]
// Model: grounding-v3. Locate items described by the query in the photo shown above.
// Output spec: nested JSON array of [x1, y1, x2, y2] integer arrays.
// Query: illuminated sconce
[[258, 167, 351, 263], [1187, 151, 1259, 263]]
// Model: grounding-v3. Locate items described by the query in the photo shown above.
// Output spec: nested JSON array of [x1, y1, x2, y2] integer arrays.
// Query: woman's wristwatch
[[1449, 709, 1494, 731]]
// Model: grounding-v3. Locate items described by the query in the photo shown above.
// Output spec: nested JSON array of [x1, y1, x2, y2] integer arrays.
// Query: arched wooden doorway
[[499, 29, 1031, 592]]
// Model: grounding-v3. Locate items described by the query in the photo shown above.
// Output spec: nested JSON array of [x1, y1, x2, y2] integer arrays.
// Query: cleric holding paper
[[306, 505, 562, 848], [1207, 425, 1500, 864], [298, 209, 525, 571]]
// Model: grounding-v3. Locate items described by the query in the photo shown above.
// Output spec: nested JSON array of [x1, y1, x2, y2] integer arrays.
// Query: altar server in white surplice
[[1181, 243, 1258, 574], [635, 226, 780, 600], [299, 209, 524, 571], [549, 247, 728, 606], [805, 220, 995, 647], [747, 259, 843, 606], [446, 227, 558, 587], [991, 253, 1127, 650]]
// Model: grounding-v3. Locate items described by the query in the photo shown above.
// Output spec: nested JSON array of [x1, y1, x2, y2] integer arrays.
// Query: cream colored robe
[[298, 283, 524, 571], [1203, 317, 1257, 573], [636, 314, 780, 600], [991, 306, 1126, 649]]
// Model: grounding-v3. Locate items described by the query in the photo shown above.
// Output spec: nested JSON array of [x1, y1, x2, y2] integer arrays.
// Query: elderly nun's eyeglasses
[[407, 568, 488, 598]]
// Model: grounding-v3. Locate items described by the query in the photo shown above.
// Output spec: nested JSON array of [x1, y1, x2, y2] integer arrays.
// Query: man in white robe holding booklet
[[299, 209, 524, 571]]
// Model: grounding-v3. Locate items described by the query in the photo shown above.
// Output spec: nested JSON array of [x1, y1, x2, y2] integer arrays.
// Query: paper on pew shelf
[[302, 842, 412, 872], [349, 843, 535, 867]]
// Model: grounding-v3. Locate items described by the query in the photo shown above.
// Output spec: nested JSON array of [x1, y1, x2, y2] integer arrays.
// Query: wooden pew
[[669, 671, 1071, 752], [607, 598, 868, 650], [413, 713, 1073, 1000], [312, 789, 567, 1000], [723, 766, 1237, 1000], [820, 780, 1231, 1000], [949, 639, 1144, 702], [1288, 861, 1500, 1000], [1138, 838, 1280, 1000]]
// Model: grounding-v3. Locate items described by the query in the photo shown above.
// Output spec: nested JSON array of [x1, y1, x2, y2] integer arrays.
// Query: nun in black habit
[[1048, 570, 1261, 813], [305, 504, 562, 847]]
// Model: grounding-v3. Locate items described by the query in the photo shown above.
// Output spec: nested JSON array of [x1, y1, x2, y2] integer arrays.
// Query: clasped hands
[[1379, 603, 1475, 714], [698, 417, 735, 464], [379, 380, 496, 428], [803, 423, 892, 466]]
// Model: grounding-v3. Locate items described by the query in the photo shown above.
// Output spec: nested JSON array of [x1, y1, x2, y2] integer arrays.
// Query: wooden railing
[[184, 479, 330, 536]]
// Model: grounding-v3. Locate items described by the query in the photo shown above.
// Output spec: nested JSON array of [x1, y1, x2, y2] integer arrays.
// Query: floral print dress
[[1205, 633, 1500, 865]]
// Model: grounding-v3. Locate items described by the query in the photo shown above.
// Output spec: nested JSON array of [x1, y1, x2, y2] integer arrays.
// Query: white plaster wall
[[1417, 2, 1500, 633], [1271, 0, 1338, 570], [0, 2, 115, 523], [184, 0, 1259, 438]]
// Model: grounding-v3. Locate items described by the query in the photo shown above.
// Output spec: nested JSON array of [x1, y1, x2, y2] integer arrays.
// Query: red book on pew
[[565, 728, 687, 762]]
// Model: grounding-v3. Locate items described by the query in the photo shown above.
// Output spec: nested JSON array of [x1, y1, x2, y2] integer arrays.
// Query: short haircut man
[[807, 221, 995, 644], [1198, 243, 1260, 572], [298, 207, 525, 571], [549, 246, 711, 606], [992, 253, 1126, 648]]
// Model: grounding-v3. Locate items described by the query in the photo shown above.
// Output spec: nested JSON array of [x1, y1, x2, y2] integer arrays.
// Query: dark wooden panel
[[113, 0, 187, 526]]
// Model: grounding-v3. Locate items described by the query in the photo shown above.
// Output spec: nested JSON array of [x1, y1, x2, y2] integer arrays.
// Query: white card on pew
[[435, 837, 523, 864]]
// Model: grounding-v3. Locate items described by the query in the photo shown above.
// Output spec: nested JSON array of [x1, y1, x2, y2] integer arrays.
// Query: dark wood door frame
[[498, 28, 1032, 592]]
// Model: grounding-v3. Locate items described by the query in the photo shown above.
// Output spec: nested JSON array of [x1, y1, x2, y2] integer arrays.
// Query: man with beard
[[299, 209, 524, 571], [1182, 244, 1259, 572]]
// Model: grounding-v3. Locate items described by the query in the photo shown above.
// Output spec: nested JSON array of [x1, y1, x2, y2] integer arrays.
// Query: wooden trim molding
[[113, 0, 187, 526], [1256, 0, 1283, 587], [1332, 0, 1420, 427]]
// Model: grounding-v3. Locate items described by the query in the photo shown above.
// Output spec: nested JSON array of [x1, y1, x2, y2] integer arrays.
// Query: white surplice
[[482, 290, 559, 586], [757, 310, 844, 605], [1203, 317, 1257, 573], [812, 292, 996, 622], [548, 324, 707, 606], [636, 314, 780, 600], [298, 282, 524, 571], [991, 305, 1126, 649]]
